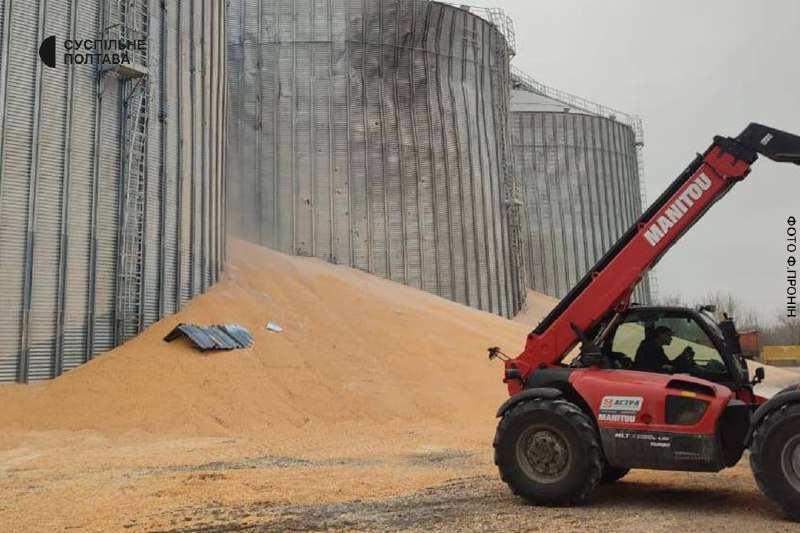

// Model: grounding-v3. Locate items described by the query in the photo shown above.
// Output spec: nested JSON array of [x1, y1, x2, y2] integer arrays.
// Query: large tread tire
[[750, 402, 800, 522], [493, 398, 603, 506], [601, 465, 630, 484]]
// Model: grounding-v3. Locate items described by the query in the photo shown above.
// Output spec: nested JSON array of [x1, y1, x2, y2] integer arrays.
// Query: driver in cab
[[632, 326, 694, 374]]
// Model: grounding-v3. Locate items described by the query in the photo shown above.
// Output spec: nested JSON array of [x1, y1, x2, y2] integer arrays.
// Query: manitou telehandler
[[490, 123, 800, 520]]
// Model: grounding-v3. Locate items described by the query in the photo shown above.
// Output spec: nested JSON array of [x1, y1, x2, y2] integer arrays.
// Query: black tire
[[493, 398, 603, 506], [601, 464, 630, 484], [750, 402, 800, 522]]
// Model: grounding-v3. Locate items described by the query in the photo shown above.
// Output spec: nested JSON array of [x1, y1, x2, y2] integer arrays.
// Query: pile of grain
[[0, 239, 558, 440], [1, 239, 792, 442]]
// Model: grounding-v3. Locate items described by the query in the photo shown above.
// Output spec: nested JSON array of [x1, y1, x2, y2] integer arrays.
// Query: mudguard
[[496, 387, 562, 418], [746, 385, 800, 445]]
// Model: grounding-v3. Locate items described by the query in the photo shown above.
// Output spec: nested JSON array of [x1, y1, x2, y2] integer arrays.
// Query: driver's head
[[654, 326, 673, 346]]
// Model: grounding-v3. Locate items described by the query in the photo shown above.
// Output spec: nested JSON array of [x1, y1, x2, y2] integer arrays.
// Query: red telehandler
[[490, 123, 800, 519]]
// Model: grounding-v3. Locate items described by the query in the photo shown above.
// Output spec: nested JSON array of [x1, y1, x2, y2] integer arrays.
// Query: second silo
[[226, 0, 526, 318], [511, 74, 651, 303]]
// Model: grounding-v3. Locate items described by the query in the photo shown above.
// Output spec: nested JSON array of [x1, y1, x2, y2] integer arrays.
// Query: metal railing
[[439, 2, 516, 55]]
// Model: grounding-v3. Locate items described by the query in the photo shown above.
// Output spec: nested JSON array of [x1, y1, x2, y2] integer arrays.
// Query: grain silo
[[511, 69, 652, 304], [0, 0, 226, 383], [226, 0, 526, 318]]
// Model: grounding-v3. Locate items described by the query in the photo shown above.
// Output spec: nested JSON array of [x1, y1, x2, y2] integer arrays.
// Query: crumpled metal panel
[[164, 324, 254, 351], [226, 0, 525, 318]]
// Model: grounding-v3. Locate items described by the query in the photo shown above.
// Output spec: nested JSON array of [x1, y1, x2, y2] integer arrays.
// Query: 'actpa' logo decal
[[600, 396, 643, 413], [598, 396, 643, 423]]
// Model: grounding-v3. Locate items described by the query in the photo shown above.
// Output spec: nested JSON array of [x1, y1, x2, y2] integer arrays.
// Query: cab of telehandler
[[591, 307, 756, 390]]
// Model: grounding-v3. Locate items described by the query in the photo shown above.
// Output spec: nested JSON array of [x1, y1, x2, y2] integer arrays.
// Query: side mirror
[[752, 367, 765, 385]]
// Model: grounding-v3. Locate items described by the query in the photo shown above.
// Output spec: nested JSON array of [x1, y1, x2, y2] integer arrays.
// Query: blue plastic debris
[[266, 322, 284, 333], [163, 324, 254, 352]]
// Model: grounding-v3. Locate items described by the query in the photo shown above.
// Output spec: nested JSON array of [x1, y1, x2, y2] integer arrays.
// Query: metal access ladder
[[104, 0, 150, 342]]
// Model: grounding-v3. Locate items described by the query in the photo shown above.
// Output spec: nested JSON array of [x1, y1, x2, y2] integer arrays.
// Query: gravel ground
[[150, 465, 797, 533], [2, 432, 799, 532]]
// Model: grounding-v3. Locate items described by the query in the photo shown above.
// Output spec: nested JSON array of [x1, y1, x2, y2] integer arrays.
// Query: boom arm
[[504, 123, 800, 394]]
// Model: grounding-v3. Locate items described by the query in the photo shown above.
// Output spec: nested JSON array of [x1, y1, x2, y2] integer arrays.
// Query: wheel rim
[[516, 425, 570, 483], [783, 434, 800, 493]]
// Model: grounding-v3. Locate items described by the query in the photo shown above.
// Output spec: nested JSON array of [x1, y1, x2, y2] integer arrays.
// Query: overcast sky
[[488, 0, 800, 322]]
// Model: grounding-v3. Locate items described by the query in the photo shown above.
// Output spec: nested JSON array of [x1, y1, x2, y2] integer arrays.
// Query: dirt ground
[[1, 240, 798, 532], [2, 431, 797, 532]]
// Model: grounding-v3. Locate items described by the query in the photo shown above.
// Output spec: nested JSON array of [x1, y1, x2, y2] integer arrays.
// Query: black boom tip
[[737, 123, 800, 165]]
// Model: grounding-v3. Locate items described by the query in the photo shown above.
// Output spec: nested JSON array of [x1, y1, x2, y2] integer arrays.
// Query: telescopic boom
[[502, 123, 800, 395]]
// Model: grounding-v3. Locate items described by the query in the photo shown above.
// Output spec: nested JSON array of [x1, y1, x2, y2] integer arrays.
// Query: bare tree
[[656, 292, 687, 307], [699, 291, 760, 330], [761, 313, 800, 345]]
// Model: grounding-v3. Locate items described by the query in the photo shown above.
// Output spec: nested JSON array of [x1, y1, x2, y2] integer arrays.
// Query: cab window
[[607, 312, 731, 381]]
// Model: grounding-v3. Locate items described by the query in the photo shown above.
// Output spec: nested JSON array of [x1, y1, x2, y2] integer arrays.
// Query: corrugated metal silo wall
[[226, 0, 526, 318], [512, 111, 652, 304], [0, 0, 226, 383]]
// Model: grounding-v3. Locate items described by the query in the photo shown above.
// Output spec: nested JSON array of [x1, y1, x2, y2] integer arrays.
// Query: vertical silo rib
[[327, 0, 335, 260], [159, 0, 169, 316], [588, 118, 605, 258], [0, 0, 8, 166], [605, 120, 621, 240], [540, 116, 557, 296], [386, 3, 400, 285], [53, 0, 79, 377], [448, 10, 469, 307], [570, 116, 586, 283], [618, 125, 634, 238], [421, 3, 441, 296], [256, 0, 264, 248], [18, 0, 47, 381], [559, 116, 576, 291], [461, 44, 485, 310], [361, 0, 372, 272], [564, 115, 583, 283], [272, 2, 279, 250], [517, 115, 534, 289], [487, 54, 503, 306], [589, 118, 608, 252], [409, 3, 426, 291], [175, 0, 184, 309], [461, 16, 482, 310], [612, 123, 627, 240], [291, 1, 297, 253], [86, 2, 106, 361], [600, 120, 617, 246], [345, 0, 353, 266], [433, 6, 456, 301], [309, 1, 316, 256], [623, 127, 638, 227], [189, 0, 197, 297], [0, 1, 11, 380], [554, 117, 570, 295], [201, 0, 209, 291], [578, 115, 598, 269], [476, 23, 494, 312], [382, 12, 393, 280], [531, 114, 547, 293], [235, 0, 243, 241]]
